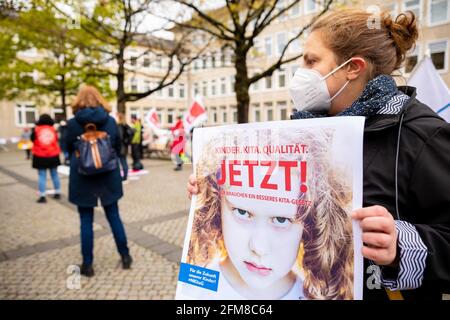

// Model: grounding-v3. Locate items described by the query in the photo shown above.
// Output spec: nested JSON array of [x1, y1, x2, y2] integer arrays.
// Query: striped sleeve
[[378, 220, 428, 290]]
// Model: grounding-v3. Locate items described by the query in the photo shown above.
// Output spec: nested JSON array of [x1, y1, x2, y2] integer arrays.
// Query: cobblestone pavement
[[0, 150, 191, 299]]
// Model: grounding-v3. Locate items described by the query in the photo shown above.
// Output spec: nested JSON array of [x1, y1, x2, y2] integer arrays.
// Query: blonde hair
[[312, 9, 419, 78], [187, 128, 354, 299], [71, 85, 111, 114]]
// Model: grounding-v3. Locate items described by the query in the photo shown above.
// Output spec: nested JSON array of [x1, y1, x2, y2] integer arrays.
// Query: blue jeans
[[78, 202, 129, 265], [38, 168, 61, 197], [119, 156, 128, 180]]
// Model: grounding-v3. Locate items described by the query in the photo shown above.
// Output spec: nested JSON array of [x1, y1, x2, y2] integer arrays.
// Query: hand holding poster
[[177, 117, 365, 300]]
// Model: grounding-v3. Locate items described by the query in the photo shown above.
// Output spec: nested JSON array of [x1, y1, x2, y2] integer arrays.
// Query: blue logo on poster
[[178, 263, 220, 292]]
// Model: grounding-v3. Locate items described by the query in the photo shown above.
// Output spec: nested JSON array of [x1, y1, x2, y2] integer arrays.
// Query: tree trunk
[[116, 46, 126, 114], [234, 46, 250, 124], [60, 74, 67, 120]]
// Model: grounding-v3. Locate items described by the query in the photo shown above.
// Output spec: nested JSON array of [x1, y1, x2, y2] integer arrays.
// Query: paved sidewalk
[[0, 150, 191, 299]]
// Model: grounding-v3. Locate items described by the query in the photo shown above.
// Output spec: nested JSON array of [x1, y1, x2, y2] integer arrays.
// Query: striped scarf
[[291, 75, 410, 120]]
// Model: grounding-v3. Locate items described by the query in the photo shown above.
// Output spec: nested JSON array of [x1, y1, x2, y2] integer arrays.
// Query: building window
[[221, 106, 227, 123], [264, 36, 272, 56], [211, 54, 216, 68], [211, 80, 217, 96], [221, 48, 227, 66], [278, 67, 286, 88], [155, 54, 162, 69], [428, 40, 448, 71], [230, 76, 235, 93], [220, 77, 227, 95], [384, 3, 398, 17], [304, 0, 319, 14], [202, 81, 208, 96], [429, 0, 449, 25], [143, 56, 150, 67], [277, 32, 287, 55], [265, 102, 273, 121], [277, 101, 288, 120], [232, 106, 238, 123], [168, 85, 174, 98], [251, 74, 260, 91], [210, 107, 217, 123], [130, 78, 138, 92], [15, 104, 37, 127], [403, 0, 422, 20], [291, 2, 300, 16], [130, 56, 137, 66], [405, 46, 420, 73], [265, 75, 272, 89], [252, 103, 261, 122], [129, 107, 140, 120], [167, 108, 174, 124], [179, 83, 185, 98], [194, 82, 199, 96]]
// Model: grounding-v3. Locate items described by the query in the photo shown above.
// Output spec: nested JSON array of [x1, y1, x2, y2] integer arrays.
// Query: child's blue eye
[[232, 208, 252, 220], [271, 217, 292, 227]]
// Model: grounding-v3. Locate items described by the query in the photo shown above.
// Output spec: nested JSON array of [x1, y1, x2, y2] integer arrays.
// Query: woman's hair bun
[[383, 10, 419, 69]]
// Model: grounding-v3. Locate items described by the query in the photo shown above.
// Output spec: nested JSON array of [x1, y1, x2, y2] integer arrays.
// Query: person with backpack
[[116, 112, 134, 182], [65, 85, 132, 277], [31, 114, 61, 203]]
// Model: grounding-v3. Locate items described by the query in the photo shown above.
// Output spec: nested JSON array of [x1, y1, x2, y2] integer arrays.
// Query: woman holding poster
[[188, 9, 450, 300], [181, 125, 358, 300]]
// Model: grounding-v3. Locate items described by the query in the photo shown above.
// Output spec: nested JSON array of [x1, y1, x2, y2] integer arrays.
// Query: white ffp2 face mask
[[289, 58, 353, 113]]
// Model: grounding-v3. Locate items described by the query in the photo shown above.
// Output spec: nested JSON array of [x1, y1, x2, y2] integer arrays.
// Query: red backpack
[[32, 125, 61, 158]]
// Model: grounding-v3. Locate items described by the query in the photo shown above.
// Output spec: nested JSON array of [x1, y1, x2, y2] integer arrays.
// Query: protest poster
[[176, 117, 365, 300]]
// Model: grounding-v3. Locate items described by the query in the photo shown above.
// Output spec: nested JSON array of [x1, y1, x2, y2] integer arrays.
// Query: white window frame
[[15, 103, 38, 127], [402, 0, 423, 22], [427, 0, 450, 27], [427, 39, 449, 73]]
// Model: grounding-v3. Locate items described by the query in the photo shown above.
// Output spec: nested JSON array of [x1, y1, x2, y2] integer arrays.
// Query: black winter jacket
[[362, 86, 450, 300]]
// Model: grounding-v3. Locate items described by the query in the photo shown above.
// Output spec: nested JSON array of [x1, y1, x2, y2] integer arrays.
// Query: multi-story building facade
[[1, 0, 449, 140]]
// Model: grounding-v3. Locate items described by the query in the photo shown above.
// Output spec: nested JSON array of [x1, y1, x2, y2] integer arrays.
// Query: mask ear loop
[[322, 58, 354, 103]]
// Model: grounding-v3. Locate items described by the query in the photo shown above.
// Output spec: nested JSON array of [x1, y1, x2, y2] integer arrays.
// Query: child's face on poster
[[220, 167, 304, 289]]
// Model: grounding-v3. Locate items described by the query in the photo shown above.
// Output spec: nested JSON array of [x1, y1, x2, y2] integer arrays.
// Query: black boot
[[36, 196, 47, 203], [121, 254, 133, 270], [80, 264, 94, 277]]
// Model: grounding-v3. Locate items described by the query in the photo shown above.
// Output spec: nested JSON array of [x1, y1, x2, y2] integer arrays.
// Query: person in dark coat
[[58, 120, 69, 165], [31, 114, 61, 203], [188, 10, 450, 300], [66, 85, 132, 277], [116, 112, 134, 182]]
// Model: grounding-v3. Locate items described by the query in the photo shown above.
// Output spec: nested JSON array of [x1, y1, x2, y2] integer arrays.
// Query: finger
[[360, 216, 395, 234], [362, 232, 392, 249], [361, 246, 392, 266], [352, 205, 390, 220]]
